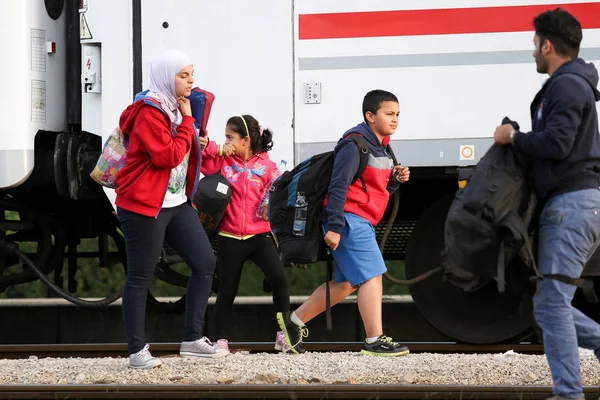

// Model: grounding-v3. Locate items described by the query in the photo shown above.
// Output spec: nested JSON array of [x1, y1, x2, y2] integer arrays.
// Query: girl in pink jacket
[[201, 115, 290, 351]]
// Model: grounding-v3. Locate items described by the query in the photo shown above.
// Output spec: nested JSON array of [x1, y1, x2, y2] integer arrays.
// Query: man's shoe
[[360, 335, 410, 356]]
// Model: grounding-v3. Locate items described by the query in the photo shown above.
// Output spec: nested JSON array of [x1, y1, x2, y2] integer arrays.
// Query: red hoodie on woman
[[115, 98, 201, 217]]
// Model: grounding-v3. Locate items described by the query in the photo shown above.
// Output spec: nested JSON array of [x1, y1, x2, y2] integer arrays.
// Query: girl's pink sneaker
[[216, 339, 229, 351], [274, 331, 289, 352]]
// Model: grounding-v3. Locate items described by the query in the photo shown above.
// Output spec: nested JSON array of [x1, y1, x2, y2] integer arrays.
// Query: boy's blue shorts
[[323, 212, 387, 287]]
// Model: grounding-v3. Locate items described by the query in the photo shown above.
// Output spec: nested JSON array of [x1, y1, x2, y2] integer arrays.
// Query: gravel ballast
[[1, 349, 598, 386]]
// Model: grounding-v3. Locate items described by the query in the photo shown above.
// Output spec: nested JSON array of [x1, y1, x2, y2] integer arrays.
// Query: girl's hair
[[226, 115, 273, 154]]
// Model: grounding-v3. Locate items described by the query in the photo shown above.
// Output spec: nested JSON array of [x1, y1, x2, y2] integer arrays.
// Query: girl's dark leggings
[[214, 233, 290, 339]]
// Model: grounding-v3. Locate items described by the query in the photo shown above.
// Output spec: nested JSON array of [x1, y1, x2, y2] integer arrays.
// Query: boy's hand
[[324, 231, 341, 251], [393, 165, 410, 183]]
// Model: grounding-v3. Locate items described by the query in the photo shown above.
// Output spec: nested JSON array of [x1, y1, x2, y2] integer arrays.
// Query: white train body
[[1, 0, 599, 344]]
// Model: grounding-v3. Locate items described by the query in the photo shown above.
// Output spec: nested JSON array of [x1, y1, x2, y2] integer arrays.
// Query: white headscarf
[[147, 50, 193, 123]]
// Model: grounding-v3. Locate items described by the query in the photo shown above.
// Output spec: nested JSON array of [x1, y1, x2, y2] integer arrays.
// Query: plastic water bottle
[[275, 160, 288, 176], [292, 191, 307, 236], [256, 160, 287, 221]]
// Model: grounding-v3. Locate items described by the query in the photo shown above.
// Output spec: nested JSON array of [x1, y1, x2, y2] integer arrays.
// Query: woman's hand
[[178, 97, 192, 117], [200, 136, 209, 150]]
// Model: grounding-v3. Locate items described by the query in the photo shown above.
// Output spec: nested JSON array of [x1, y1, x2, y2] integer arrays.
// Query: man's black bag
[[268, 135, 370, 264], [193, 173, 232, 238], [442, 120, 539, 293]]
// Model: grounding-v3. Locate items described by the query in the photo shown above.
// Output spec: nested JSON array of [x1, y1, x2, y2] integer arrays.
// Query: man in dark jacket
[[494, 8, 600, 400]]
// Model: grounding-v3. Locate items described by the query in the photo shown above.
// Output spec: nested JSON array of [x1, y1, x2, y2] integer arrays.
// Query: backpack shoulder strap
[[543, 274, 598, 303], [334, 134, 370, 187], [386, 143, 398, 165], [500, 211, 539, 273], [141, 98, 177, 136], [497, 211, 539, 293], [345, 134, 370, 183], [142, 98, 166, 114]]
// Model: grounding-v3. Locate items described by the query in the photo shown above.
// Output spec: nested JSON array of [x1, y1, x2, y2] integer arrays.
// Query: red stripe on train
[[299, 3, 600, 40]]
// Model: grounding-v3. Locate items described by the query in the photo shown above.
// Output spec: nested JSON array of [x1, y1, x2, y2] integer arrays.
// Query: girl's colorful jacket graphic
[[201, 141, 275, 238]]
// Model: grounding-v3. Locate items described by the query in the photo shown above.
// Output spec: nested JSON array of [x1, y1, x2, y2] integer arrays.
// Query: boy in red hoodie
[[277, 90, 410, 355], [201, 115, 291, 351], [115, 50, 228, 369]]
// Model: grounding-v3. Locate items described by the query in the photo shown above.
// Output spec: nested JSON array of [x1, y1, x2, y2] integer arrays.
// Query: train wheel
[[405, 195, 536, 344]]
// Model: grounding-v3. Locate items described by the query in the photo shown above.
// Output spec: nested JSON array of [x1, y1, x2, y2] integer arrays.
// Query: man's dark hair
[[362, 90, 398, 123], [533, 8, 582, 58]]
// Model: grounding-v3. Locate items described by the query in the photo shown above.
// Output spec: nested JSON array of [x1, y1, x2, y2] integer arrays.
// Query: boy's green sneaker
[[276, 312, 307, 354], [360, 335, 409, 356]]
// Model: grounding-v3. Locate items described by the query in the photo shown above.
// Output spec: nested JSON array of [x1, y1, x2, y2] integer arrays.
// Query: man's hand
[[392, 165, 410, 183], [494, 123, 514, 145], [324, 231, 341, 251]]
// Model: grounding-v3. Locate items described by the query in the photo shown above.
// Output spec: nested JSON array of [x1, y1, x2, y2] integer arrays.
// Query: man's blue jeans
[[534, 188, 600, 398]]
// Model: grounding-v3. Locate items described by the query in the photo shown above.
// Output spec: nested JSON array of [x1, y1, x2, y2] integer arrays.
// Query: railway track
[[0, 383, 599, 399], [1, 343, 598, 400], [0, 341, 545, 358]]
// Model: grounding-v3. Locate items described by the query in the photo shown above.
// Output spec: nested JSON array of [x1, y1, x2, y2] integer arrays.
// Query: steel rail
[[0, 342, 545, 359], [1, 383, 599, 399]]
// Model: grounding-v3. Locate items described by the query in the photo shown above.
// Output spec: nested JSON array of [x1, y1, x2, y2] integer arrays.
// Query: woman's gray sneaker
[[129, 344, 162, 369], [180, 336, 230, 358]]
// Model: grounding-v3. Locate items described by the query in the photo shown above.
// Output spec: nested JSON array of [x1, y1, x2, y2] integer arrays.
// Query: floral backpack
[[88, 97, 164, 189], [89, 126, 129, 189]]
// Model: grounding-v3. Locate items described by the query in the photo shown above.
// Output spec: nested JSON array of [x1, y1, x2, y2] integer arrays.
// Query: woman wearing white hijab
[[115, 50, 228, 368]]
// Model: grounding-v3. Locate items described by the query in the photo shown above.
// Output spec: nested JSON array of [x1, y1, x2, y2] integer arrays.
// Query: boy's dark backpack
[[268, 135, 370, 264], [442, 120, 539, 293]]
